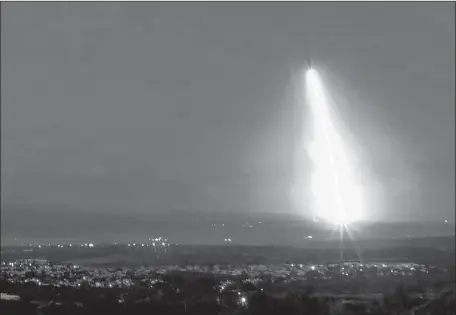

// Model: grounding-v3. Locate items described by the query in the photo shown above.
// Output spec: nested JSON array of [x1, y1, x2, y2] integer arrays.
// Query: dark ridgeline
[[2, 205, 454, 246]]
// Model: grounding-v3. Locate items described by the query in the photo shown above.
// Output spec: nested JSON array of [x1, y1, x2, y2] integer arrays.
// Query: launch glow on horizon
[[305, 68, 364, 225]]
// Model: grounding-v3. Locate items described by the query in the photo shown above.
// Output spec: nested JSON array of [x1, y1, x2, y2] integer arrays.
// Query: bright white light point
[[88, 243, 94, 248], [444, 220, 448, 223], [311, 265, 316, 270], [305, 67, 364, 225], [241, 297, 246, 303], [307, 235, 313, 239]]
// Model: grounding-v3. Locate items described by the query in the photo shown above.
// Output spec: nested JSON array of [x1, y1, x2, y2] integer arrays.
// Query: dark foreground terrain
[[1, 235, 455, 315], [1, 259, 455, 315], [2, 208, 454, 314]]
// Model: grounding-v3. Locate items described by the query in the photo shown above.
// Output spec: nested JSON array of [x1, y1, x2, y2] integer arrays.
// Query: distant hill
[[1, 204, 454, 246]]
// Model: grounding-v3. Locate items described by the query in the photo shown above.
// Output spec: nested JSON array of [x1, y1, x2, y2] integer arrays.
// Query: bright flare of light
[[306, 68, 364, 225]]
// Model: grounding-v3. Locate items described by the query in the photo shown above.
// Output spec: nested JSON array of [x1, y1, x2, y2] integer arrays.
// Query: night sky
[[2, 3, 454, 223]]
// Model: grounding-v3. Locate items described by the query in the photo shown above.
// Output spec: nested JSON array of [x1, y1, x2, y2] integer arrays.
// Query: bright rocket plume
[[305, 68, 364, 225]]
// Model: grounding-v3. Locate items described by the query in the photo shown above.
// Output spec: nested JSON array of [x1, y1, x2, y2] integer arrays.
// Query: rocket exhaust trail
[[305, 67, 363, 225]]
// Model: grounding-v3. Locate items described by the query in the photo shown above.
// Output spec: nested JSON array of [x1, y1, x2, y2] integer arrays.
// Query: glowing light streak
[[305, 68, 363, 225]]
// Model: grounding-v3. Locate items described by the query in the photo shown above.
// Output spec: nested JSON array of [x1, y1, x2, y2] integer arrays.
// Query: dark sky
[[2, 3, 454, 222]]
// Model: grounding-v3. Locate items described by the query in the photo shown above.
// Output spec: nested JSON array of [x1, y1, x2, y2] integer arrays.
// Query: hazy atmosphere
[[1, 4, 455, 314], [2, 2, 454, 225]]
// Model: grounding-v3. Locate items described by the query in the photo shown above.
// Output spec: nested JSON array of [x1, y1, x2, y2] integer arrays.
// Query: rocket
[[304, 58, 313, 72]]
